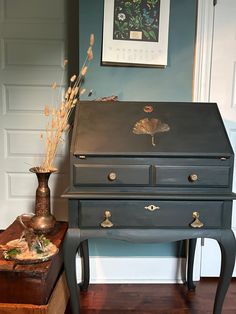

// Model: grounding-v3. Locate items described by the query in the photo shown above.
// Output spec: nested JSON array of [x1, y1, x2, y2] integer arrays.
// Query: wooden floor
[[65, 278, 236, 314]]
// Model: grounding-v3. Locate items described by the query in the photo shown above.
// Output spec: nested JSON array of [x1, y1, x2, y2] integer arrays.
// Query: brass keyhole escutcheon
[[145, 204, 160, 212], [100, 210, 114, 228], [108, 172, 117, 181], [190, 211, 204, 228], [188, 173, 198, 182]]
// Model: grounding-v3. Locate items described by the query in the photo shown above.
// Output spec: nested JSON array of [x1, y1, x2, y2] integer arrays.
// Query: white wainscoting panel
[[75, 256, 192, 284], [3, 0, 64, 23], [3, 39, 64, 68], [0, 1, 3, 21], [5, 129, 66, 157], [7, 171, 66, 199], [3, 84, 53, 113]]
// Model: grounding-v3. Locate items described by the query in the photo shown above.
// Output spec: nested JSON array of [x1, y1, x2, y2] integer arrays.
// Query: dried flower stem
[[40, 34, 94, 172]]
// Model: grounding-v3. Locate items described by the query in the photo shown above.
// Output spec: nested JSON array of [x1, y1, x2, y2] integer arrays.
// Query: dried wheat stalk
[[38, 34, 94, 172]]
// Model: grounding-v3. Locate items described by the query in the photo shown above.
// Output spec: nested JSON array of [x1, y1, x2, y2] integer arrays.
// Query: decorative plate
[[0, 236, 58, 264]]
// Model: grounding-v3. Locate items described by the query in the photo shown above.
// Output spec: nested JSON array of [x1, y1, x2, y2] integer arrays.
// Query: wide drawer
[[73, 164, 151, 186], [79, 200, 227, 228], [72, 157, 232, 189], [155, 165, 230, 187]]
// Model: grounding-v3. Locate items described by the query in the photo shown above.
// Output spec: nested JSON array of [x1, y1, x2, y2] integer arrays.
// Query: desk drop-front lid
[[71, 101, 233, 157]]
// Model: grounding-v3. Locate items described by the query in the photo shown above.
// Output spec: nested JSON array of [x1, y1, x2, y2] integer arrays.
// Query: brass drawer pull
[[145, 204, 160, 212], [108, 172, 117, 181], [188, 173, 198, 182], [100, 210, 114, 228], [190, 211, 204, 228]]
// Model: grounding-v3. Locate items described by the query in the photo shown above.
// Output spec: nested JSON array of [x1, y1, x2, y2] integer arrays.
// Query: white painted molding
[[193, 0, 215, 102], [75, 256, 200, 284], [192, 0, 215, 281], [232, 62, 236, 108]]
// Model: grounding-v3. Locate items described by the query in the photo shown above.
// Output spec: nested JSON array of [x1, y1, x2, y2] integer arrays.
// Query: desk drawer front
[[79, 200, 225, 228], [155, 166, 230, 187], [73, 164, 151, 186]]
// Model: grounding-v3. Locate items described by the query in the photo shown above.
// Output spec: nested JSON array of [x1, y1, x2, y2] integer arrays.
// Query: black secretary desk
[[62, 101, 236, 314]]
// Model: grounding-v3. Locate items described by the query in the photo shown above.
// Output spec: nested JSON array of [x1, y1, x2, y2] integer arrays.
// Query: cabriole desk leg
[[63, 229, 236, 314], [63, 228, 81, 314], [213, 230, 236, 314], [187, 238, 197, 290], [79, 239, 90, 291]]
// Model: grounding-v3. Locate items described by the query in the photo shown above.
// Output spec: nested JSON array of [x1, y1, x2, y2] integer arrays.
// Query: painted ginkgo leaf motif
[[133, 118, 170, 146]]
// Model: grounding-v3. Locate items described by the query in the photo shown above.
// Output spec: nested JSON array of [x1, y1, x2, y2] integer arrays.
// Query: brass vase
[[30, 167, 56, 234]]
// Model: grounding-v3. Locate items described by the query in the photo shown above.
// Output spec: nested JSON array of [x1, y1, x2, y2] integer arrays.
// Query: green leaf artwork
[[113, 0, 160, 42]]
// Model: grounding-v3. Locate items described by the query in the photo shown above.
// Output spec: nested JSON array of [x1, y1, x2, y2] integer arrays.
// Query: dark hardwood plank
[[66, 278, 236, 313]]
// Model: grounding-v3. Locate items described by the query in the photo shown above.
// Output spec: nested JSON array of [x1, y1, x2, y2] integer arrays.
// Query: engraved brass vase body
[[30, 167, 56, 234]]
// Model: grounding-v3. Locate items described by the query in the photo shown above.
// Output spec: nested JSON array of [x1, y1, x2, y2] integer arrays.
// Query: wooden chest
[[0, 219, 68, 305]]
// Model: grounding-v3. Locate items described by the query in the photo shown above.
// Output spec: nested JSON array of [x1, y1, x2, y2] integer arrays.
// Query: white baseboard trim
[[75, 256, 200, 284]]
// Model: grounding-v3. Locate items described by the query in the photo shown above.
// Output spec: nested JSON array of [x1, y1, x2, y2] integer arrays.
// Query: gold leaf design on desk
[[133, 118, 170, 146]]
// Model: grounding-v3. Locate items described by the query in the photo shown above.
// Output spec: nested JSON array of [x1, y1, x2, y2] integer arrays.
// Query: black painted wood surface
[[63, 101, 236, 314], [72, 102, 233, 157]]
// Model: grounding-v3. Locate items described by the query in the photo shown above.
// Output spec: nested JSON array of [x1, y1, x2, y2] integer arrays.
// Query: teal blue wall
[[79, 0, 197, 257]]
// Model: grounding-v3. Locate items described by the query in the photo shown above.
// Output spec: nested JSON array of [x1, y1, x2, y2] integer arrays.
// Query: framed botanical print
[[102, 0, 170, 67]]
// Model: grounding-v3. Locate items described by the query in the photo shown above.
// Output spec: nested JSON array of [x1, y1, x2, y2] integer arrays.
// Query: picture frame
[[102, 0, 170, 67]]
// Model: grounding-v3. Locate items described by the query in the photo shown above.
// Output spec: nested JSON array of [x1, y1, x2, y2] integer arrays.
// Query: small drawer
[[155, 165, 230, 187], [73, 164, 151, 186], [79, 200, 224, 228]]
